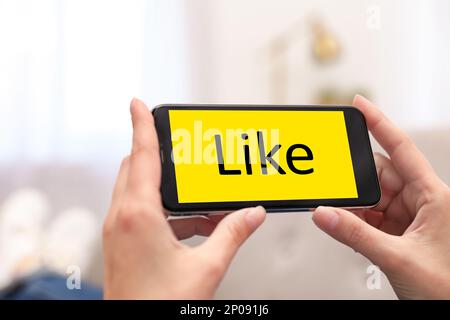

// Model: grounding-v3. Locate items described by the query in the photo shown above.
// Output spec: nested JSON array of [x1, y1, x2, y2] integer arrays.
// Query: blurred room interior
[[0, 0, 449, 299]]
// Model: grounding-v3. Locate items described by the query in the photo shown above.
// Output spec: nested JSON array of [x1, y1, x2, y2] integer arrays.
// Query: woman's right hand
[[313, 95, 450, 299]]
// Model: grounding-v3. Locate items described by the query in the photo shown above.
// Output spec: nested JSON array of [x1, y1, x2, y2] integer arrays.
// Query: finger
[[375, 153, 403, 194], [373, 152, 413, 233], [202, 207, 266, 267], [169, 217, 217, 240], [374, 152, 403, 211], [128, 98, 162, 207], [106, 156, 130, 224], [353, 95, 434, 183], [313, 206, 399, 269]]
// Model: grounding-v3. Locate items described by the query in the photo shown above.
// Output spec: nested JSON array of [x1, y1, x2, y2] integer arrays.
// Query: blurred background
[[1, 0, 450, 299]]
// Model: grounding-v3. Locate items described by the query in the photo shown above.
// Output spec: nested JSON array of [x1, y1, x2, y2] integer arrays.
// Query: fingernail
[[245, 206, 266, 230], [353, 94, 369, 105], [130, 97, 137, 114], [313, 206, 339, 231]]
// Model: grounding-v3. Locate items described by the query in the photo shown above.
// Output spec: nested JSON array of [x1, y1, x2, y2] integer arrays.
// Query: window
[[0, 0, 188, 168]]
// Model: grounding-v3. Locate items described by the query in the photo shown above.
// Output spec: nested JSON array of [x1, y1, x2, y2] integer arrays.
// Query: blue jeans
[[0, 270, 103, 300]]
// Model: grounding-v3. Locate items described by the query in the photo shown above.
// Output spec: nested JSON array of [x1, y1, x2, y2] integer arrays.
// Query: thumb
[[202, 206, 266, 267], [313, 206, 397, 268]]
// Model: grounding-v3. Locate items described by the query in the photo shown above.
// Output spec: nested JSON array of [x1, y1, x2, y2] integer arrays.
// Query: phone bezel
[[153, 104, 381, 215]]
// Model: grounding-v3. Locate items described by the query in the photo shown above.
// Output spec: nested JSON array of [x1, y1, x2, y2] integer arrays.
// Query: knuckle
[[403, 134, 414, 146], [116, 210, 136, 232], [207, 257, 227, 278], [192, 250, 227, 279], [131, 188, 163, 212], [132, 144, 159, 159], [422, 176, 438, 192], [398, 134, 414, 151]]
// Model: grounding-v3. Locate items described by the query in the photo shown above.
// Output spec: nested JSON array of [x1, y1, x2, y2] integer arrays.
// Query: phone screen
[[154, 105, 380, 214], [169, 109, 358, 202]]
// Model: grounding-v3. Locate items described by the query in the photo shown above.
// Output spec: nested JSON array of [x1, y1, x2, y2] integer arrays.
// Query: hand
[[313, 95, 450, 299], [103, 98, 266, 299]]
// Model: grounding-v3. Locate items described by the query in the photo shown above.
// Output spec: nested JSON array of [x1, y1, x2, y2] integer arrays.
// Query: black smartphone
[[153, 104, 380, 215]]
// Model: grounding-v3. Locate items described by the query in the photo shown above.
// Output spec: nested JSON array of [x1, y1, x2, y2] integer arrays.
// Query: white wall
[[186, 0, 450, 129]]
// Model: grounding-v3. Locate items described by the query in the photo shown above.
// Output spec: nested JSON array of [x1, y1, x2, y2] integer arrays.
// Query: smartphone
[[153, 104, 380, 215]]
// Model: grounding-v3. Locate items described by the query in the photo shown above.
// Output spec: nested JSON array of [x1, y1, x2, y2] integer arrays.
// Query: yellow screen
[[169, 109, 358, 203]]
